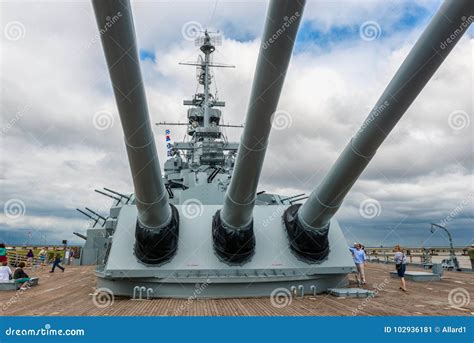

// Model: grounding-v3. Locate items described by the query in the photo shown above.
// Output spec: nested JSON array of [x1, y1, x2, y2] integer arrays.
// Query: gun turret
[[92, 0, 179, 264], [213, 0, 306, 263], [287, 0, 473, 262]]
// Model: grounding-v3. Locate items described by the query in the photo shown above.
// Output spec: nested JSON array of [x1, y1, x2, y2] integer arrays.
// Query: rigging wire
[[208, 0, 219, 28]]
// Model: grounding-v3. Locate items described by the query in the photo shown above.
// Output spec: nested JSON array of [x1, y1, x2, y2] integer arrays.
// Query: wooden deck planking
[[0, 263, 472, 316]]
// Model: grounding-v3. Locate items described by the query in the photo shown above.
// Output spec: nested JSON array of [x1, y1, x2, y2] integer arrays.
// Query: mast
[[201, 31, 213, 128]]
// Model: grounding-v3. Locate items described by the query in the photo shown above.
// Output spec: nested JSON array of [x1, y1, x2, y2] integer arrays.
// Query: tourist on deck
[[13, 262, 31, 290], [26, 249, 34, 268], [38, 248, 47, 267], [0, 261, 12, 282], [393, 245, 407, 292], [49, 254, 65, 273], [0, 243, 7, 264], [349, 243, 367, 285]]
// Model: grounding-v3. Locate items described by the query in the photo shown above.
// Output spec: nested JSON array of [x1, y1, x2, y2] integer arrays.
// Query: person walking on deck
[[349, 243, 367, 285], [394, 245, 408, 291], [49, 254, 65, 273]]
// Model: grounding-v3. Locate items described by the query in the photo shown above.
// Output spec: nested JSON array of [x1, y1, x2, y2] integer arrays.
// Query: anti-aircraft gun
[[88, 0, 472, 298]]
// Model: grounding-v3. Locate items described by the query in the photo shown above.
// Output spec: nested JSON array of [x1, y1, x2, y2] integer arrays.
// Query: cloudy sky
[[1, 0, 472, 248]]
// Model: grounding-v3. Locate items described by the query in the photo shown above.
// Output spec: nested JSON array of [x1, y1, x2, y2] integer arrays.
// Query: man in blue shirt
[[349, 243, 367, 285]]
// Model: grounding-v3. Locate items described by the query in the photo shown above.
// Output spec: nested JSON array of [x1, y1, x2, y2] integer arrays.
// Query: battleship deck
[[1, 263, 472, 316]]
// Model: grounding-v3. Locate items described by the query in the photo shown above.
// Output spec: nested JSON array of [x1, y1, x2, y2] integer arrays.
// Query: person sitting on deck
[[349, 242, 367, 285], [49, 254, 65, 273], [0, 243, 7, 264], [13, 262, 31, 290], [0, 261, 12, 282], [393, 245, 408, 292]]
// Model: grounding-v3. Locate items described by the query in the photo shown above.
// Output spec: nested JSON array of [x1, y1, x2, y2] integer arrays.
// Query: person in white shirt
[[0, 261, 12, 281]]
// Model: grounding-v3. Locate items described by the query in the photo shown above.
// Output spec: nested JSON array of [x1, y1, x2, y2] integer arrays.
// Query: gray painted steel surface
[[92, 0, 171, 229], [389, 271, 441, 282], [221, 0, 306, 228], [96, 204, 354, 298], [298, 0, 473, 231]]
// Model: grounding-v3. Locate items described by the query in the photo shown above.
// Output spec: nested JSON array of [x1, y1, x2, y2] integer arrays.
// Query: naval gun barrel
[[85, 207, 106, 222], [214, 0, 306, 263], [92, 0, 178, 264], [287, 0, 473, 262], [73, 232, 87, 241]]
